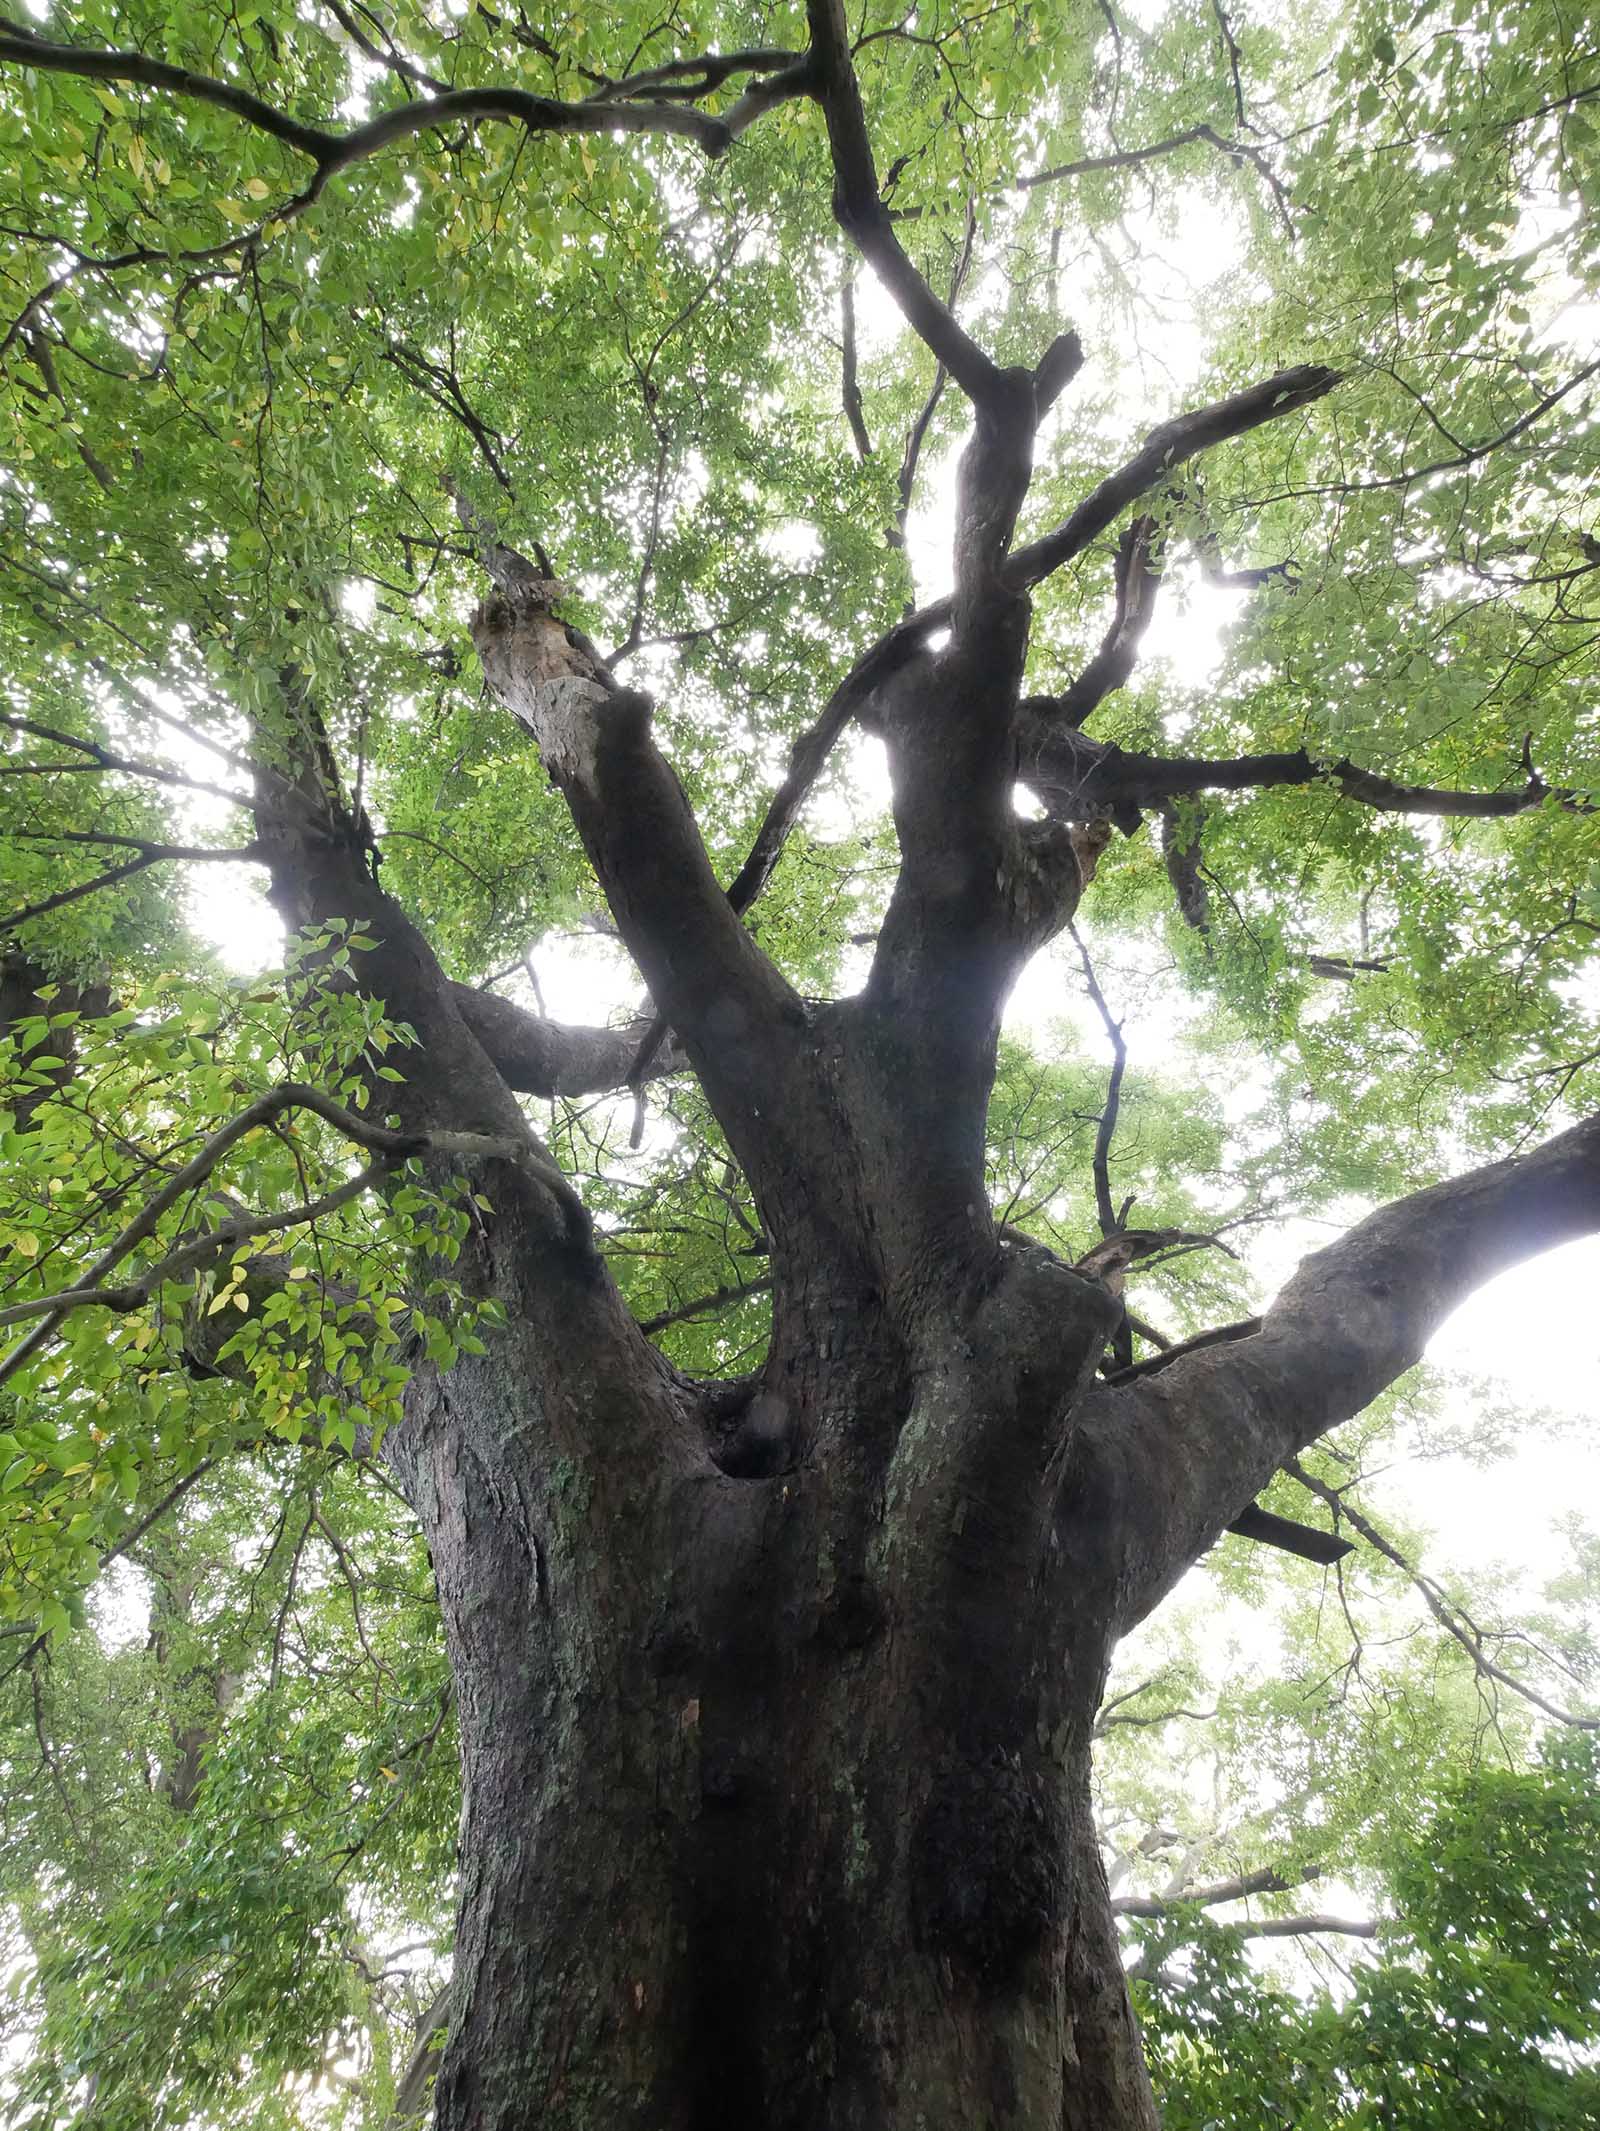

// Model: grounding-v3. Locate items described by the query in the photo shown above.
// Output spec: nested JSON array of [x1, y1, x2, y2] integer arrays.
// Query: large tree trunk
[[214, 282, 1600, 2131], [391, 1326, 1160, 2131]]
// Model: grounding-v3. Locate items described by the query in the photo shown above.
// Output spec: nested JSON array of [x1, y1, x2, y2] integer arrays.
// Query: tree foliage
[[0, 0, 1597, 2121], [1136, 1733, 1600, 2128]]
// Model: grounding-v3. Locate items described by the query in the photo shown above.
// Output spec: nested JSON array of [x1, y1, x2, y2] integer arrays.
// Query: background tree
[[1, 1, 1597, 2127]]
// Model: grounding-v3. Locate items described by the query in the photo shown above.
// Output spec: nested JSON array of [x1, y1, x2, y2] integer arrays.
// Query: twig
[[638, 1275, 773, 1335], [0, 1458, 218, 1687], [1067, 923, 1126, 1241], [0, 1083, 541, 1391], [840, 273, 873, 461], [1287, 1459, 1600, 1729]]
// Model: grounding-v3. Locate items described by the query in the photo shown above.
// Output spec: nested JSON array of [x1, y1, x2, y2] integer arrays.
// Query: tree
[[1, 1, 1597, 2125], [1134, 1731, 1600, 2128]]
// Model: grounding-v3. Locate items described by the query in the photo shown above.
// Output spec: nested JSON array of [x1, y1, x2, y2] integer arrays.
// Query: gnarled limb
[[468, 588, 859, 1284], [1065, 1110, 1600, 1634]]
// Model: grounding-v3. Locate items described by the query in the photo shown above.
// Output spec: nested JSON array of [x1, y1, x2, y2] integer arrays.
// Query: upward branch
[[466, 577, 852, 1276]]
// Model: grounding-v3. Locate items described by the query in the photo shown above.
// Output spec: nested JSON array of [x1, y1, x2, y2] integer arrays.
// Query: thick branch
[[1017, 719, 1590, 827], [804, 0, 1003, 407], [1129, 1909, 1376, 1948], [450, 985, 683, 1097], [1225, 1502, 1353, 1566], [1308, 953, 1390, 980], [1223, 1912, 1377, 1942], [1112, 1865, 1315, 1917], [707, 368, 1322, 959], [470, 614, 800, 1070], [470, 594, 843, 1263], [0, 16, 793, 177], [247, 674, 567, 1165], [389, 1984, 452, 2125], [1073, 1111, 1600, 1632]]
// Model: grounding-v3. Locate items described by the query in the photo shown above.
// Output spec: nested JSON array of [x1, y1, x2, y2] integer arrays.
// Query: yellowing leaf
[[244, 176, 272, 200]]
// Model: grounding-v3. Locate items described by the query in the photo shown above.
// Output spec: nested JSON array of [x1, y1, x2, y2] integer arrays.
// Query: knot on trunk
[[911, 1746, 1064, 1984]]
